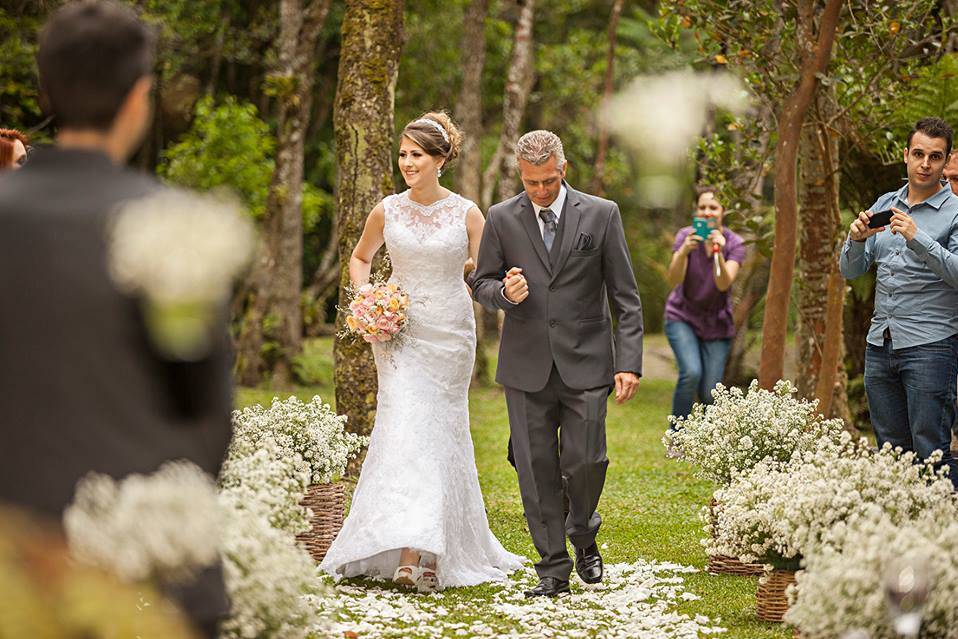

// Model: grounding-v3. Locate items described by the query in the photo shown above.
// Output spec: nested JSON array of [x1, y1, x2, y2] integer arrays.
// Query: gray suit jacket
[[472, 184, 643, 393]]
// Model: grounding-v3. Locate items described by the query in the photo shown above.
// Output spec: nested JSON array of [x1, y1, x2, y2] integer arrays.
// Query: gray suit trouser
[[504, 365, 609, 579]]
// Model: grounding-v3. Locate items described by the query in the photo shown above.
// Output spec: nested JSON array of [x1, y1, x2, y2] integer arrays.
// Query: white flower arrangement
[[220, 439, 312, 535], [63, 461, 221, 583], [229, 395, 367, 485], [785, 513, 958, 638], [219, 496, 327, 639], [217, 396, 362, 636], [665, 380, 847, 486], [706, 439, 955, 567], [108, 188, 255, 306]]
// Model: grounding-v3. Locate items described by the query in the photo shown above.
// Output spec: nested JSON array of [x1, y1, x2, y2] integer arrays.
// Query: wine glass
[[883, 555, 931, 638]]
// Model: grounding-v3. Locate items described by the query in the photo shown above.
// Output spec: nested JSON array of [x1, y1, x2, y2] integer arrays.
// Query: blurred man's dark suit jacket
[[0, 147, 233, 635]]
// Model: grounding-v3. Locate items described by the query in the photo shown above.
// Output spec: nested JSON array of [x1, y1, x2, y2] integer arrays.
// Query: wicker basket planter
[[296, 482, 346, 563], [756, 568, 797, 623], [706, 497, 766, 576], [707, 553, 766, 576]]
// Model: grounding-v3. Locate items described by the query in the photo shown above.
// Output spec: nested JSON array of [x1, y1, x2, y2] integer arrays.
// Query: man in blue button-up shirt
[[840, 117, 958, 488]]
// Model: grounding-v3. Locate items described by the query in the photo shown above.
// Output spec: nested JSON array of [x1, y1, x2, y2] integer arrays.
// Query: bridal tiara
[[413, 118, 450, 144]]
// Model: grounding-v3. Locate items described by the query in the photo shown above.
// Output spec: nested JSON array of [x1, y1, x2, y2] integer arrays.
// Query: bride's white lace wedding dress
[[319, 190, 524, 587]]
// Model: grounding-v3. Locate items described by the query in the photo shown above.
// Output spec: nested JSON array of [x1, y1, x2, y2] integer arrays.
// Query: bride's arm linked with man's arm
[[471, 205, 527, 310], [463, 205, 485, 296]]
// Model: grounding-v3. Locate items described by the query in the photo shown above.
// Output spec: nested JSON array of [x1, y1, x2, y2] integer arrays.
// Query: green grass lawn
[[237, 339, 790, 638]]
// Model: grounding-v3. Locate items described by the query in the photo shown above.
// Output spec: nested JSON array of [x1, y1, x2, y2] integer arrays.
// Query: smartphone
[[692, 217, 711, 240], [867, 209, 895, 229]]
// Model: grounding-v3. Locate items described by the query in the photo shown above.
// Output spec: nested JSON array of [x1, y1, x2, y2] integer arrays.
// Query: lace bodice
[[382, 190, 472, 292]]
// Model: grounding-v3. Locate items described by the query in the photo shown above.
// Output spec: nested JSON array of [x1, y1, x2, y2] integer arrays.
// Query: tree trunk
[[797, 87, 851, 423], [455, 0, 488, 206], [758, 0, 843, 388], [481, 0, 536, 210], [724, 252, 768, 386], [453, 0, 496, 385], [590, 0, 624, 196], [333, 0, 404, 438], [944, 0, 958, 52], [235, 0, 333, 387]]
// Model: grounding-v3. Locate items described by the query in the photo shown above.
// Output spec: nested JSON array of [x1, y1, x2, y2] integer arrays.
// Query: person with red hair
[[0, 129, 28, 170]]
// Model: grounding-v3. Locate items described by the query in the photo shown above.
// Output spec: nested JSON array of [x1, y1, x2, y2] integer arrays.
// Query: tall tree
[[455, 0, 488, 205], [797, 88, 849, 420], [757, 0, 842, 388], [235, 0, 333, 385], [591, 0, 624, 196], [333, 0, 404, 437], [482, 0, 536, 209], [453, 0, 495, 384]]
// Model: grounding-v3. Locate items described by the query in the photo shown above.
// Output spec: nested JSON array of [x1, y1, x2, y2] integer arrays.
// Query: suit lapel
[[518, 195, 552, 274], [549, 186, 583, 283]]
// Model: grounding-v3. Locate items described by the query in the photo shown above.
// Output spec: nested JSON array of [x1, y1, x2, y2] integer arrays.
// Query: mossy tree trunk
[[235, 0, 333, 386], [333, 0, 404, 438]]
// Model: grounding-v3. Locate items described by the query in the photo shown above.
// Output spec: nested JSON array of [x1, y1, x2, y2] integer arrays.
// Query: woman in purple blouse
[[664, 186, 746, 427]]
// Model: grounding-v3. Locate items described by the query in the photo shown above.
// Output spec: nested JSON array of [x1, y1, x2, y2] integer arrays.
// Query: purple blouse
[[664, 226, 746, 341]]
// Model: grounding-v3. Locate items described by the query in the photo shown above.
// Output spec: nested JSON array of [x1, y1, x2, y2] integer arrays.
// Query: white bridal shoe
[[415, 566, 439, 593], [393, 564, 420, 587]]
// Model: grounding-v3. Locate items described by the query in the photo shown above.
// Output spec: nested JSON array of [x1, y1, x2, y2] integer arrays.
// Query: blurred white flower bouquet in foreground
[[108, 189, 255, 360], [64, 461, 221, 583]]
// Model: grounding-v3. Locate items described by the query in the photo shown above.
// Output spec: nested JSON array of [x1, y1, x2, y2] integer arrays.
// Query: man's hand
[[889, 207, 917, 241], [503, 266, 528, 304], [613, 372, 640, 404], [849, 210, 885, 242]]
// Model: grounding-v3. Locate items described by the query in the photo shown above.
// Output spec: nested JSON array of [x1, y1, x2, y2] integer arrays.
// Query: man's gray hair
[[516, 130, 566, 169]]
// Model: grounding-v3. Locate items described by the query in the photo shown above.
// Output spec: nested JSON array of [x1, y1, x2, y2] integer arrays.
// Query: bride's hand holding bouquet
[[342, 280, 410, 343]]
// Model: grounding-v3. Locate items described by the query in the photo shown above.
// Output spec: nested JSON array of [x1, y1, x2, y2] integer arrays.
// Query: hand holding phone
[[867, 209, 894, 229], [850, 209, 887, 241]]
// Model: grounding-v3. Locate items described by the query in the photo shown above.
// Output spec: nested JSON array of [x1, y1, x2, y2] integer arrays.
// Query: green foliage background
[[3, 0, 955, 339]]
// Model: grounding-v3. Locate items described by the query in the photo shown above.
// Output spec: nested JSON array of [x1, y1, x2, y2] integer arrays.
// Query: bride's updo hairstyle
[[401, 111, 463, 167]]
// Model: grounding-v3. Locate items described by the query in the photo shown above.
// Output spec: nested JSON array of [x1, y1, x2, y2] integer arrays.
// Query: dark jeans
[[864, 334, 958, 489], [665, 320, 731, 423]]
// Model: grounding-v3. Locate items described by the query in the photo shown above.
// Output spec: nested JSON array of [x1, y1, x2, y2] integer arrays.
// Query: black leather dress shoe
[[575, 543, 603, 584], [523, 576, 571, 598]]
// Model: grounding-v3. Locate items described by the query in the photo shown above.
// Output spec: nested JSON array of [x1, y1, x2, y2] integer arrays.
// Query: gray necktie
[[539, 209, 557, 253]]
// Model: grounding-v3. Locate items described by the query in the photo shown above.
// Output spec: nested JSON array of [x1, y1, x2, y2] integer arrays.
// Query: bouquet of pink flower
[[343, 281, 410, 343]]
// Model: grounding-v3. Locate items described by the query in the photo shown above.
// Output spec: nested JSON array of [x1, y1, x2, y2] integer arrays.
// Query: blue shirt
[[839, 183, 958, 348]]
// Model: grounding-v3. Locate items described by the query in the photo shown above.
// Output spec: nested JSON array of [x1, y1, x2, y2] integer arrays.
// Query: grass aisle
[[237, 342, 790, 638]]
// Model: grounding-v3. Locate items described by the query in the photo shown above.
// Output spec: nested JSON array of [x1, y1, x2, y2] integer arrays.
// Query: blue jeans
[[665, 320, 732, 423], [864, 334, 958, 489]]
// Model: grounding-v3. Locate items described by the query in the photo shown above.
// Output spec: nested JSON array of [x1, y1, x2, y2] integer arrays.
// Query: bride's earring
[[437, 167, 443, 178]]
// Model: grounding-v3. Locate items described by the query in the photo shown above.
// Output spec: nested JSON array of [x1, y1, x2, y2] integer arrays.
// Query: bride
[[319, 112, 524, 592]]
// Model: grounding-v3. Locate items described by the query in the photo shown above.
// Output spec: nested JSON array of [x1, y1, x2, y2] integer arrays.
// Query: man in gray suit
[[0, 2, 231, 634], [472, 130, 643, 597]]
